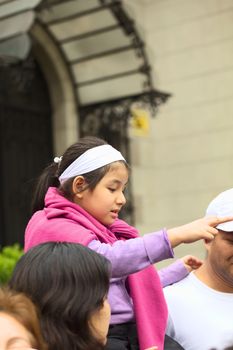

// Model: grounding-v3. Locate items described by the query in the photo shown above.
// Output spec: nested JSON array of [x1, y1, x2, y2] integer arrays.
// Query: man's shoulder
[[164, 273, 194, 294]]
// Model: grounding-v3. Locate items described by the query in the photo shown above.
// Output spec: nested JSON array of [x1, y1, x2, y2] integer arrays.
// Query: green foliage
[[0, 244, 23, 285]]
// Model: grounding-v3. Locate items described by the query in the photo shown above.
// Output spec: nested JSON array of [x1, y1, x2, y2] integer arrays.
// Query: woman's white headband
[[58, 144, 126, 184]]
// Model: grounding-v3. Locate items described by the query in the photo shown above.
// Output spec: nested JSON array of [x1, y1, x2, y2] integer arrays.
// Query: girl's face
[[75, 162, 129, 226], [0, 312, 35, 349], [89, 298, 111, 345]]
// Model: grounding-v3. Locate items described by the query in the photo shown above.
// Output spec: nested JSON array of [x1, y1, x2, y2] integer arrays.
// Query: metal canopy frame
[[40, 0, 171, 115], [0, 0, 171, 117]]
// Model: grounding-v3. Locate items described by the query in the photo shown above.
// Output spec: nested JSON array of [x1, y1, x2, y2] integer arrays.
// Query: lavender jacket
[[25, 187, 188, 325], [89, 236, 187, 324]]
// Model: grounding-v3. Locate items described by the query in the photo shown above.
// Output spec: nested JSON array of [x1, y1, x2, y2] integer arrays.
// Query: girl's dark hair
[[9, 243, 111, 350], [31, 136, 128, 213]]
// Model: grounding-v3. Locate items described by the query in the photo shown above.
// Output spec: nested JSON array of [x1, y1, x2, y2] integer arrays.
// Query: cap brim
[[216, 221, 233, 232]]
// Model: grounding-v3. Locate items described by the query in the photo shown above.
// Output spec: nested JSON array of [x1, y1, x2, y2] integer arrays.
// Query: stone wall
[[126, 0, 233, 264]]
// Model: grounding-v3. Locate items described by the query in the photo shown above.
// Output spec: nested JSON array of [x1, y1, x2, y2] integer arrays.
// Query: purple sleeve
[[88, 229, 174, 278], [158, 259, 189, 287]]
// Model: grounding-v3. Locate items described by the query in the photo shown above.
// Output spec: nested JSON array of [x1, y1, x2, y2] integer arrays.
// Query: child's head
[[9, 242, 111, 350], [32, 136, 129, 225], [0, 288, 47, 349]]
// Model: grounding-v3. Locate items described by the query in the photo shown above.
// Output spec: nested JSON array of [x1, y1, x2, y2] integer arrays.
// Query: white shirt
[[163, 272, 233, 350]]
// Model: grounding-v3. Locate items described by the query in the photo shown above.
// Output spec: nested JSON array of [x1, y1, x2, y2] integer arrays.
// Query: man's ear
[[72, 176, 86, 198], [204, 238, 213, 252]]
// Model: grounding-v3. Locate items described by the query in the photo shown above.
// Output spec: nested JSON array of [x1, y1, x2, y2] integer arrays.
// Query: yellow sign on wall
[[130, 107, 150, 136]]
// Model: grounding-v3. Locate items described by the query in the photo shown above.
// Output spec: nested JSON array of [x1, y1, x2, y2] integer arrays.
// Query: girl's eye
[[108, 188, 116, 192]]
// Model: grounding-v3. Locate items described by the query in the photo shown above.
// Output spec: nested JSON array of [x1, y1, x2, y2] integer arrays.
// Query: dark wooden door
[[0, 57, 53, 247]]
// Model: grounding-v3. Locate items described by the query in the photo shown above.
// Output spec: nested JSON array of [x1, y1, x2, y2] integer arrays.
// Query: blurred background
[[1, 0, 233, 267]]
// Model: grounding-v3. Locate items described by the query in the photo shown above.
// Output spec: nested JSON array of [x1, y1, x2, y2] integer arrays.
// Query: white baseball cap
[[206, 188, 233, 232]]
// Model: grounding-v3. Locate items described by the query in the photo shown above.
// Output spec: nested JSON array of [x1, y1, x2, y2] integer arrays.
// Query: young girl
[[24, 136, 231, 350]]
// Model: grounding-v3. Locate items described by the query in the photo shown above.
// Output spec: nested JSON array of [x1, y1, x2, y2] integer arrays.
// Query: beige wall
[[125, 0, 233, 265]]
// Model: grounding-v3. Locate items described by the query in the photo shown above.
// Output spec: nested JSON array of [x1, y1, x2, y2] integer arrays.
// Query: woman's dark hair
[[31, 136, 128, 213], [9, 243, 111, 350]]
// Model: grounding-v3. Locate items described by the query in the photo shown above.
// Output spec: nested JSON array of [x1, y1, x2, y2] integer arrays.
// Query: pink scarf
[[26, 188, 168, 349], [110, 220, 168, 350]]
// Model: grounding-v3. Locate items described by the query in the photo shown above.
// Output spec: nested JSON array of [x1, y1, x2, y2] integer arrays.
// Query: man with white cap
[[163, 188, 233, 350]]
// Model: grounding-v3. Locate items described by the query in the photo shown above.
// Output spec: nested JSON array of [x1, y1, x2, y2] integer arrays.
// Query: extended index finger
[[206, 215, 233, 226]]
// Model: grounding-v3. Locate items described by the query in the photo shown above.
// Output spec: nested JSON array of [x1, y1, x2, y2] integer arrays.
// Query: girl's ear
[[72, 176, 86, 198]]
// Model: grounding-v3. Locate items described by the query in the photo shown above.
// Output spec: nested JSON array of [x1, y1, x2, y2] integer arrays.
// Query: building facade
[[1, 0, 233, 266]]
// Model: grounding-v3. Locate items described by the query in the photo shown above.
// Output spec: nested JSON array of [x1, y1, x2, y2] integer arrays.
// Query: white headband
[[59, 144, 126, 184]]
